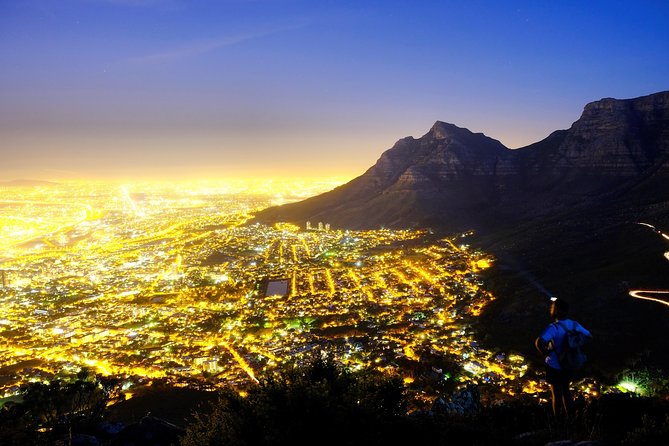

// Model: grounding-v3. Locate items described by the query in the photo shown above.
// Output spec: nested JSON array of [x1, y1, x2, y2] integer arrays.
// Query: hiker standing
[[535, 298, 592, 419]]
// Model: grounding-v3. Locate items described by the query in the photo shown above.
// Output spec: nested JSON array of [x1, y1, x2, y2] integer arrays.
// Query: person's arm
[[575, 321, 592, 339], [535, 336, 552, 355], [536, 324, 556, 355]]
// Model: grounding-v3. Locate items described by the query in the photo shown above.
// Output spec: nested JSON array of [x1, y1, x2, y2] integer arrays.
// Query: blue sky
[[1, 0, 668, 180]]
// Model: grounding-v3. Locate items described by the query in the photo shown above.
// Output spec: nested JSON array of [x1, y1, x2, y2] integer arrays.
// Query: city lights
[[0, 181, 535, 402]]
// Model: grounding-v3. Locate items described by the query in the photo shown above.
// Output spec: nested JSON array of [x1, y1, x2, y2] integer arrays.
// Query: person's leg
[[546, 366, 571, 419], [552, 384, 566, 417], [561, 382, 573, 417], [550, 384, 560, 417]]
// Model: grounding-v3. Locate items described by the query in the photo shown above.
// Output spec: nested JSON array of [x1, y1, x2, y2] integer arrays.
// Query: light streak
[[629, 224, 669, 308], [325, 269, 335, 296], [264, 241, 272, 262], [220, 340, 259, 383], [404, 261, 445, 294], [393, 268, 420, 296], [308, 271, 315, 294], [348, 269, 373, 299], [637, 222, 669, 240], [120, 186, 141, 215], [629, 290, 669, 308], [291, 270, 297, 296], [300, 238, 311, 258]]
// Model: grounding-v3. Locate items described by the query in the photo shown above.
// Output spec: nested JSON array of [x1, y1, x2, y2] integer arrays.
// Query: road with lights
[[629, 223, 669, 308]]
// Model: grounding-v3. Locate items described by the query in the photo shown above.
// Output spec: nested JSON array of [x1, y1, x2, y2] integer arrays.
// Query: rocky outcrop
[[432, 384, 482, 415], [517, 92, 669, 187], [253, 91, 669, 231]]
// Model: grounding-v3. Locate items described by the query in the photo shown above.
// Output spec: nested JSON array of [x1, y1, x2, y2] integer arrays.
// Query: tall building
[[325, 223, 331, 231], [318, 222, 324, 231], [306, 221, 312, 230]]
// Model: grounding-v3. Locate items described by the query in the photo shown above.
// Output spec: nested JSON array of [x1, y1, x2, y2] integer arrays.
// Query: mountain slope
[[254, 122, 516, 229], [252, 91, 669, 373], [254, 91, 669, 232]]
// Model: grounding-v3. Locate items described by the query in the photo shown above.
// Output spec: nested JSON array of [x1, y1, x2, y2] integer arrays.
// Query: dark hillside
[[252, 91, 669, 374]]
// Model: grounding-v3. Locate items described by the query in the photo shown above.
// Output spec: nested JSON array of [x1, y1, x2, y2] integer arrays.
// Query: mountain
[[254, 91, 669, 232], [254, 122, 514, 230], [254, 91, 669, 373]]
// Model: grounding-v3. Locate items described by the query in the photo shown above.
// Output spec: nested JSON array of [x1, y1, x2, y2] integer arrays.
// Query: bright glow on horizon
[[0, 182, 522, 399], [0, 178, 349, 251], [2, 1, 668, 181], [1, 176, 354, 188]]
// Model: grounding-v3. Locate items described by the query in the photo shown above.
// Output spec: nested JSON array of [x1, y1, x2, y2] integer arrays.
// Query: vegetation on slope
[[1, 358, 668, 445]]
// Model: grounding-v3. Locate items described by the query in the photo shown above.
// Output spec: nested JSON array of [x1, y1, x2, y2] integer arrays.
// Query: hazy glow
[[0, 178, 348, 250], [2, 1, 668, 180], [617, 380, 647, 396], [0, 181, 538, 399]]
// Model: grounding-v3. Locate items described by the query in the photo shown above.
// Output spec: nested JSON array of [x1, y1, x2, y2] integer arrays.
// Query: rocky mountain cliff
[[253, 91, 669, 373], [254, 91, 669, 232]]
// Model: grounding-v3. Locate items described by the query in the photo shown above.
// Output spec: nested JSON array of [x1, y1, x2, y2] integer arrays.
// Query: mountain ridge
[[253, 91, 669, 232], [252, 91, 669, 374]]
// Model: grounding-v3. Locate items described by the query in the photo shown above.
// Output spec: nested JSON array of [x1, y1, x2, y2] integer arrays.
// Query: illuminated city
[[2, 1, 668, 443], [0, 181, 550, 405]]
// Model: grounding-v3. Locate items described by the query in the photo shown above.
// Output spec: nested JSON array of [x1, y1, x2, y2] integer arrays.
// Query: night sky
[[2, 0, 668, 181]]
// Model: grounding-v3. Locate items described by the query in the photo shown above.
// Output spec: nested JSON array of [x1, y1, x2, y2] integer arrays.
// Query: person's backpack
[[555, 321, 588, 371]]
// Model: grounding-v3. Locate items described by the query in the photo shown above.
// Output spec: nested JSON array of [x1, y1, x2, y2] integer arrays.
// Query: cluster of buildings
[[0, 182, 549, 405]]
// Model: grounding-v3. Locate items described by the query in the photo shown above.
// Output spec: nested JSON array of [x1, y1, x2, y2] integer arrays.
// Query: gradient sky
[[1, 0, 668, 181]]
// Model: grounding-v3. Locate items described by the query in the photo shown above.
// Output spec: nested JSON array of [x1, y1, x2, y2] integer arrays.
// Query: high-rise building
[[325, 223, 331, 231], [318, 222, 324, 231], [306, 221, 312, 230]]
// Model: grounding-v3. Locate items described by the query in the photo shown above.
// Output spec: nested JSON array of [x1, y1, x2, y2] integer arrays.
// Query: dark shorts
[[545, 364, 571, 386]]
